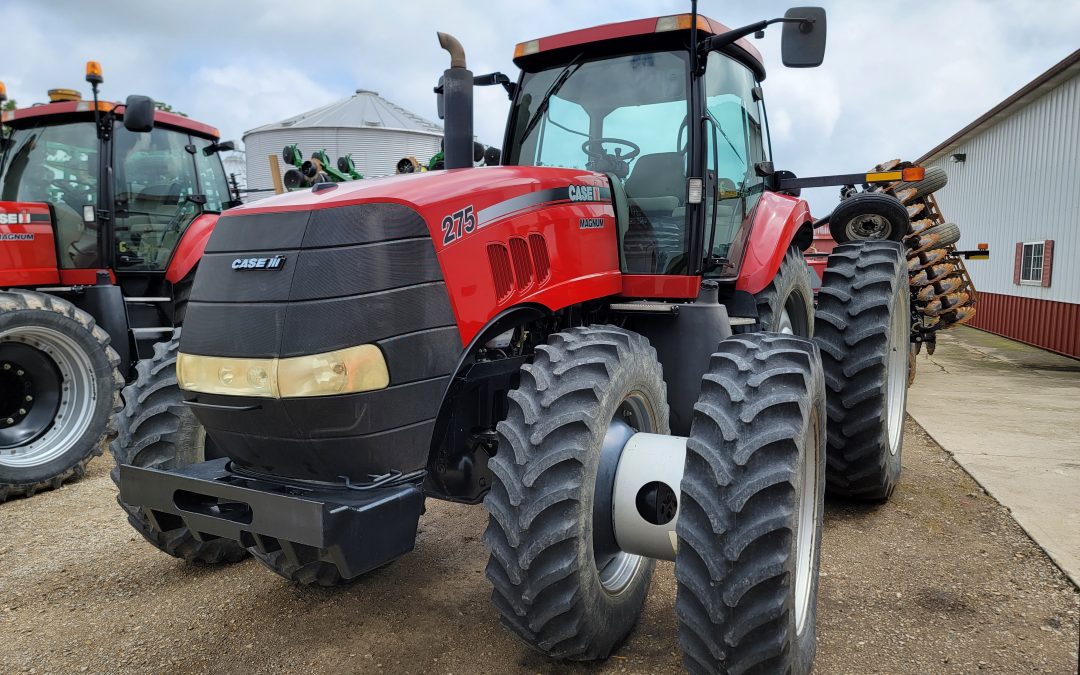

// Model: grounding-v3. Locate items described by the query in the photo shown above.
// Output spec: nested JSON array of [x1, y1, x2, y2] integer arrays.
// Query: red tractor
[[115, 8, 916, 672], [0, 64, 237, 500]]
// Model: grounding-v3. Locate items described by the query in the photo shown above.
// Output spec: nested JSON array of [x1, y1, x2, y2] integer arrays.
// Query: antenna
[[690, 0, 700, 73]]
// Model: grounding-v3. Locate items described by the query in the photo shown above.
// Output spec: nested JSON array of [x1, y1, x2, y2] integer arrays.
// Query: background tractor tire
[[748, 245, 815, 337], [814, 241, 910, 501], [893, 166, 948, 198], [110, 336, 247, 564], [829, 192, 911, 244], [675, 333, 826, 675], [484, 325, 668, 661], [0, 290, 122, 502]]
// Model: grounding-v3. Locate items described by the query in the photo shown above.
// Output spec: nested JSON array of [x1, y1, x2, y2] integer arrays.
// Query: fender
[[166, 213, 219, 283], [731, 192, 813, 295]]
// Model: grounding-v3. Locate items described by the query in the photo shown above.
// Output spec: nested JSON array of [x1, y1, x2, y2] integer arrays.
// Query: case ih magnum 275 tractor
[[116, 8, 921, 672], [0, 65, 235, 500]]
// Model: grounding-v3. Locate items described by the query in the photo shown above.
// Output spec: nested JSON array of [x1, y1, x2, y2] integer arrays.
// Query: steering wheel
[[582, 138, 641, 179], [581, 138, 641, 163]]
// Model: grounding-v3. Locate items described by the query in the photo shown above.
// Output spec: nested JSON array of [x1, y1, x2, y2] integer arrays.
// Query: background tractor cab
[[0, 62, 237, 364]]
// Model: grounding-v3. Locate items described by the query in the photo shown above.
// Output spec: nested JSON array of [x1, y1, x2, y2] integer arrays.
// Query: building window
[[1014, 240, 1054, 287], [1020, 242, 1044, 284]]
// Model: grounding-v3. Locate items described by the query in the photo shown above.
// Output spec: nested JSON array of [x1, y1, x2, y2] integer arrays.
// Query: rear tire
[[484, 325, 668, 660], [675, 333, 826, 675], [814, 241, 910, 500], [0, 290, 122, 502], [109, 335, 247, 564]]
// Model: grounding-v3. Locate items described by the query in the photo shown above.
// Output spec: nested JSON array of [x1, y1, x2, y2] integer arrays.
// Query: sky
[[2, 0, 1078, 215]]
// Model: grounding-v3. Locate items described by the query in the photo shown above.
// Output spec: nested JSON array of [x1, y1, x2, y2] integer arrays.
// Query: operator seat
[[622, 152, 687, 273], [54, 201, 97, 268], [623, 152, 686, 215]]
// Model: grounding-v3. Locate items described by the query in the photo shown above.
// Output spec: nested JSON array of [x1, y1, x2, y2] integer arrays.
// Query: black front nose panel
[[179, 202, 463, 482]]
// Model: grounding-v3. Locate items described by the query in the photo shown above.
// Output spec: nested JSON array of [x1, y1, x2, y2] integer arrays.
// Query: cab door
[[112, 126, 200, 270], [701, 50, 771, 274]]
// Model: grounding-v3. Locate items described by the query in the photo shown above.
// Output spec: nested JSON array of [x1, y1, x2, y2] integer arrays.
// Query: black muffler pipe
[[437, 32, 474, 170]]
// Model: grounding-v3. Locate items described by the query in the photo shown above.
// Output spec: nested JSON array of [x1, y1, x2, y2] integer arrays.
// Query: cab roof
[[513, 14, 764, 77], [0, 100, 220, 139]]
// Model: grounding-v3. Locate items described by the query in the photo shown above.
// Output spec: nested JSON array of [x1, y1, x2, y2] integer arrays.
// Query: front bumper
[[120, 458, 424, 580]]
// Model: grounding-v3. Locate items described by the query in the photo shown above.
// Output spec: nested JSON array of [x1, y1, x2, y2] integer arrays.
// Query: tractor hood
[[179, 164, 621, 483]]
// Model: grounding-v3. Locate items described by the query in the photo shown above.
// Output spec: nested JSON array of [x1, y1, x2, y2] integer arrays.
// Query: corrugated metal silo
[[242, 89, 443, 197]]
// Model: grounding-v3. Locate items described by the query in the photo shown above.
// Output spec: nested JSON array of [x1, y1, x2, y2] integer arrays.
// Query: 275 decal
[[440, 205, 476, 246]]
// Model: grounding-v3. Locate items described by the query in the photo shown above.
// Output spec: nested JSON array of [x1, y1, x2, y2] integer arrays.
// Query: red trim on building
[[1042, 240, 1054, 288], [968, 292, 1080, 359]]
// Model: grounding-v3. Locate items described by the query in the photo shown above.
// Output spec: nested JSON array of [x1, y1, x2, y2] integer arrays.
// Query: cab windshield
[[507, 51, 692, 274]]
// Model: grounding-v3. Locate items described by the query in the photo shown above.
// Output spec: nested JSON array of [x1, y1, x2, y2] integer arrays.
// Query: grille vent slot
[[487, 243, 514, 303], [528, 233, 550, 284], [509, 237, 534, 291]]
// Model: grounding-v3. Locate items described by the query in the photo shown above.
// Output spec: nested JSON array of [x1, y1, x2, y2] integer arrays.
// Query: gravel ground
[[0, 418, 1077, 674]]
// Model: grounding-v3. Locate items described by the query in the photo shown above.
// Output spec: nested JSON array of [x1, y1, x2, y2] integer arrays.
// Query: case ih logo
[[567, 185, 600, 202], [0, 211, 32, 225], [231, 255, 286, 270]]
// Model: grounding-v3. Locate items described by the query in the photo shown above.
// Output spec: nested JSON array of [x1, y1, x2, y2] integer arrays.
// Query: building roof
[[917, 48, 1080, 164], [243, 89, 443, 138]]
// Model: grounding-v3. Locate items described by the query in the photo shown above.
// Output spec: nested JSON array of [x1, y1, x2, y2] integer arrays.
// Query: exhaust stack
[[437, 32, 474, 170]]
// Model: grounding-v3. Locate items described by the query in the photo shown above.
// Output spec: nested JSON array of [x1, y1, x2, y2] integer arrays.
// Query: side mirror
[[123, 95, 155, 133], [472, 141, 486, 163], [435, 76, 446, 120], [483, 146, 501, 166], [781, 7, 826, 68], [203, 140, 236, 156]]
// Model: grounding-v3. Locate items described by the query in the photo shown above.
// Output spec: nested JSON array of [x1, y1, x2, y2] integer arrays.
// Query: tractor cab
[[501, 13, 821, 277]]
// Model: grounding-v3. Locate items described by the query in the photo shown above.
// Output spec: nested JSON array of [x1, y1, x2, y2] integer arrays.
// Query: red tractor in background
[[114, 7, 923, 673], [0, 64, 237, 500]]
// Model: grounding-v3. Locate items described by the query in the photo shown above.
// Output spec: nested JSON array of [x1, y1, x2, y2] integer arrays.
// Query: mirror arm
[[699, 16, 816, 53], [472, 72, 518, 100]]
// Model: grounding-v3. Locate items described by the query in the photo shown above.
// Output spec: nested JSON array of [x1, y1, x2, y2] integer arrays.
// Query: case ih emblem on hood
[[232, 255, 286, 270]]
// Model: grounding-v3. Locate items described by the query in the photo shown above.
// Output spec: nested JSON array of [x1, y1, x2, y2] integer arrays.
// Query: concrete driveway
[[908, 326, 1080, 586]]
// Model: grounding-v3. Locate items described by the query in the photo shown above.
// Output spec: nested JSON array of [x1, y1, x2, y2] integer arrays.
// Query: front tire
[[109, 336, 247, 564], [814, 241, 910, 500], [675, 333, 826, 675], [0, 290, 122, 502], [484, 325, 668, 660]]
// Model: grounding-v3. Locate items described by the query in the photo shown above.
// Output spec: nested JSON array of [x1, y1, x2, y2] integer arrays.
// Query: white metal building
[[917, 48, 1080, 357], [243, 89, 443, 195]]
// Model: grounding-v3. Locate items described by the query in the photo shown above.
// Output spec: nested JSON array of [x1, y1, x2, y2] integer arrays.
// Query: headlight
[[176, 345, 390, 398]]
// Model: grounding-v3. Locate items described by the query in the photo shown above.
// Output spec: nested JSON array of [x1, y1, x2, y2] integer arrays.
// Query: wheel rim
[[593, 393, 653, 595], [885, 290, 908, 454], [779, 290, 810, 337], [0, 326, 96, 467], [844, 214, 892, 240], [793, 406, 822, 634]]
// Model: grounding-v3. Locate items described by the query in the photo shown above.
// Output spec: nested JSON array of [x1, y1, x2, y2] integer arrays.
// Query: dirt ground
[[0, 418, 1077, 674]]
